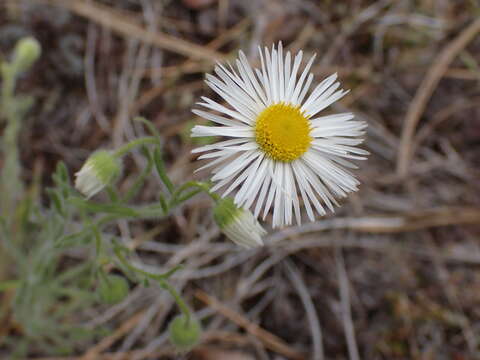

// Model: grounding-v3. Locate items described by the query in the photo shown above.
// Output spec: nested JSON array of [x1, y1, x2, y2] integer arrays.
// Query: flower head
[[168, 314, 202, 352], [97, 274, 129, 305], [213, 197, 266, 248], [75, 150, 121, 198], [12, 37, 41, 73], [192, 43, 368, 228]]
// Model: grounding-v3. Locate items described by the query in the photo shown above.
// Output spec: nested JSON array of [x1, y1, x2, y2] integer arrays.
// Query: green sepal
[[87, 150, 121, 185], [213, 197, 241, 229]]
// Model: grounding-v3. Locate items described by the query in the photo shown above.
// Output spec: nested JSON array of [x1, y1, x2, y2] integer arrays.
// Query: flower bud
[[12, 37, 41, 73], [98, 274, 129, 305], [168, 314, 201, 352], [75, 150, 121, 198], [213, 197, 266, 248]]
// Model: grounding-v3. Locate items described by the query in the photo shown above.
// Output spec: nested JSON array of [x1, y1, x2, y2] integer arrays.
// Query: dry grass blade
[[80, 311, 145, 360], [42, 0, 226, 61], [413, 97, 480, 154], [195, 290, 305, 360], [335, 249, 360, 360], [132, 18, 249, 114], [284, 260, 324, 360], [396, 16, 480, 177], [268, 207, 480, 243], [29, 348, 174, 360]]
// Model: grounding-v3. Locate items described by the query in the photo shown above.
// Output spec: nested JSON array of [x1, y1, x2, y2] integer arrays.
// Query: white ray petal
[[270, 47, 279, 103], [234, 153, 265, 205], [303, 151, 358, 196], [198, 148, 239, 160], [238, 51, 268, 105], [192, 109, 245, 127], [191, 138, 249, 153], [262, 160, 278, 220], [290, 53, 316, 105], [305, 89, 350, 118], [219, 162, 253, 196], [285, 51, 303, 102], [278, 42, 285, 100], [242, 157, 269, 210], [309, 112, 354, 126], [295, 160, 329, 216], [210, 166, 245, 193], [191, 125, 254, 138], [206, 74, 260, 115], [284, 51, 292, 98], [292, 160, 315, 221], [253, 159, 273, 219], [206, 80, 258, 119], [272, 162, 285, 227], [211, 150, 260, 181], [283, 162, 293, 225], [298, 73, 314, 105], [198, 97, 253, 125], [301, 73, 338, 111], [258, 46, 272, 104]]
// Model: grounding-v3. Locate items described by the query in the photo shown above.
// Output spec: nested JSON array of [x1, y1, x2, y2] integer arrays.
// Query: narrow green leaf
[[154, 148, 174, 194], [123, 147, 153, 202], [68, 197, 140, 217], [47, 188, 65, 216], [134, 117, 161, 145]]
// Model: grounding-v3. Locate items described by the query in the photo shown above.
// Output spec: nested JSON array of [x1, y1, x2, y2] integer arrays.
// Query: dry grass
[[1, 0, 480, 358]]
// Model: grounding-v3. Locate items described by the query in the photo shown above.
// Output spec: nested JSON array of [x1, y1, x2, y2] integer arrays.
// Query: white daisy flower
[[192, 43, 368, 228]]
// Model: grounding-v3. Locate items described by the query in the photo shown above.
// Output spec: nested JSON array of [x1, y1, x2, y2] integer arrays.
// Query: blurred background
[[1, 0, 480, 359]]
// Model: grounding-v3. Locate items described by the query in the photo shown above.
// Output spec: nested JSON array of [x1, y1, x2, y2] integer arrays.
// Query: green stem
[[106, 185, 119, 203], [159, 279, 191, 322], [1, 63, 16, 120], [114, 247, 181, 281], [113, 248, 190, 320], [154, 148, 174, 194], [175, 189, 204, 204], [158, 193, 168, 214], [1, 63, 23, 215], [0, 279, 19, 292], [122, 153, 153, 203], [168, 181, 216, 209], [172, 181, 215, 202], [113, 136, 158, 157], [91, 223, 102, 260], [114, 137, 176, 197]]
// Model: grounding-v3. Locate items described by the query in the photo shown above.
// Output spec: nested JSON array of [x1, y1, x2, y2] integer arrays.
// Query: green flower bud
[[168, 314, 201, 352], [98, 274, 129, 305], [75, 150, 121, 198], [213, 197, 266, 248], [12, 37, 41, 73]]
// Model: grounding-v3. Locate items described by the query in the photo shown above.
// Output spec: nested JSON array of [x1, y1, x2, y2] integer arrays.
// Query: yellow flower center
[[254, 103, 312, 162]]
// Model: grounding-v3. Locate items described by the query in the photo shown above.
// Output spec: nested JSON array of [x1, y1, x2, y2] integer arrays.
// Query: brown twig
[[43, 0, 226, 61], [80, 311, 145, 360], [412, 97, 480, 155], [284, 260, 324, 360], [335, 249, 360, 360], [195, 289, 305, 360], [396, 16, 480, 177], [268, 207, 480, 244]]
